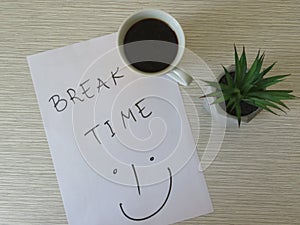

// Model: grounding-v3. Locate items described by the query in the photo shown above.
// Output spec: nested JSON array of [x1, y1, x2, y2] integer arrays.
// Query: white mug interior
[[117, 9, 185, 76]]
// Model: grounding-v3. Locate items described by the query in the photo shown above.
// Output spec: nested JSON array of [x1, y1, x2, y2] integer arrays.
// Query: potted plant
[[202, 46, 296, 127]]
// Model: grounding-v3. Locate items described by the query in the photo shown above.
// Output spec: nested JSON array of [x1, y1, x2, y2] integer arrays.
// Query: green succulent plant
[[203, 46, 296, 126]]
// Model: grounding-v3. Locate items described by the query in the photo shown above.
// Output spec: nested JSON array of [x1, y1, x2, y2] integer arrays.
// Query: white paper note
[[27, 33, 213, 225]]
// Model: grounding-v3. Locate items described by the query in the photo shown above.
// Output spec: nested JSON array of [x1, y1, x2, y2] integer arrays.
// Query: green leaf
[[212, 96, 226, 104], [265, 90, 296, 100], [234, 102, 242, 127], [239, 46, 247, 78], [234, 45, 241, 83], [247, 50, 261, 77], [201, 91, 223, 98], [241, 50, 262, 91], [225, 99, 242, 127], [243, 98, 280, 115], [201, 80, 219, 87], [259, 62, 276, 78], [201, 79, 234, 93], [246, 91, 290, 109], [255, 52, 265, 76], [254, 74, 290, 89], [226, 97, 236, 113], [267, 90, 294, 93], [246, 97, 287, 113], [222, 65, 234, 87]]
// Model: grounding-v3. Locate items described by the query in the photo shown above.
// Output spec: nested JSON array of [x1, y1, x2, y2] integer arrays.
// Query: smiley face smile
[[119, 167, 172, 221]]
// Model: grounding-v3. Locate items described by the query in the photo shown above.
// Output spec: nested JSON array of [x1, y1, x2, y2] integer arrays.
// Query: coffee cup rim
[[117, 9, 185, 76]]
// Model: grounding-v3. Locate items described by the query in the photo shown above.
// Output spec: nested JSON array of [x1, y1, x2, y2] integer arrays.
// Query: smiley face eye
[[150, 156, 154, 162]]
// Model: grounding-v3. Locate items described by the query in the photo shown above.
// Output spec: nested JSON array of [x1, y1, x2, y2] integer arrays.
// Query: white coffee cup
[[117, 9, 193, 86]]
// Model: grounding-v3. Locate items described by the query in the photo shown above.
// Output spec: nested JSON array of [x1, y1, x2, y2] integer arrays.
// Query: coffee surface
[[123, 18, 179, 73]]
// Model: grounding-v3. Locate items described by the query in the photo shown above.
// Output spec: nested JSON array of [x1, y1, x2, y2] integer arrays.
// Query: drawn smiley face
[[119, 165, 172, 221]]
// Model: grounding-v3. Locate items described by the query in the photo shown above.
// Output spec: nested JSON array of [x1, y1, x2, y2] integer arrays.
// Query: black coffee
[[123, 18, 179, 73]]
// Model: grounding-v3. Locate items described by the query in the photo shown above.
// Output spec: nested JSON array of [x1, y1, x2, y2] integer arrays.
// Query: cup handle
[[165, 68, 193, 86]]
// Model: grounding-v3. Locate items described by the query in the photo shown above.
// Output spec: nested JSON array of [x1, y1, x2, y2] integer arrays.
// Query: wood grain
[[0, 0, 299, 224]]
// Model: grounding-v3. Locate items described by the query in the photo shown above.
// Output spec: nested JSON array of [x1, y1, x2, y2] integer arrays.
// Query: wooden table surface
[[1, 0, 300, 224]]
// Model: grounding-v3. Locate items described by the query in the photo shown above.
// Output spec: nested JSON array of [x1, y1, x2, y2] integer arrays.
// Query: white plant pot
[[203, 65, 262, 127]]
